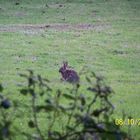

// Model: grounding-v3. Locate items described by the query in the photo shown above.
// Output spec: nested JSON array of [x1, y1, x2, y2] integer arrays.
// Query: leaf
[[43, 78, 50, 83], [19, 73, 28, 78], [28, 77, 35, 87], [36, 104, 57, 112], [20, 89, 28, 95], [78, 105, 84, 112], [87, 87, 98, 92], [36, 105, 56, 112], [45, 99, 52, 104], [74, 113, 83, 121], [28, 120, 35, 128], [28, 89, 35, 96], [45, 104, 56, 112], [86, 76, 91, 83], [101, 86, 112, 94], [46, 86, 52, 91], [92, 109, 101, 117], [58, 105, 67, 113], [79, 94, 86, 106], [36, 105, 44, 112], [56, 90, 61, 98], [27, 69, 33, 75], [63, 94, 75, 100], [91, 71, 96, 77], [39, 91, 44, 96], [48, 131, 61, 138], [66, 125, 75, 131], [0, 84, 3, 92], [0, 94, 4, 99]]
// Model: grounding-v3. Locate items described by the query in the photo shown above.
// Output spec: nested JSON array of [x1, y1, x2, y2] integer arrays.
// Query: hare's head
[[59, 61, 68, 73]]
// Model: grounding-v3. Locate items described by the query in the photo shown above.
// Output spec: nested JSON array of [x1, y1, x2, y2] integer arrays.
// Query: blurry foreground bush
[[0, 70, 133, 140]]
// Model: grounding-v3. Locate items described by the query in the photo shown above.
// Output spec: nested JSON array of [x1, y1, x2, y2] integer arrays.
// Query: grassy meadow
[[0, 0, 140, 139]]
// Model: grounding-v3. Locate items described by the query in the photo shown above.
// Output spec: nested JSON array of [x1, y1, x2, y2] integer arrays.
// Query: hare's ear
[[63, 61, 68, 68]]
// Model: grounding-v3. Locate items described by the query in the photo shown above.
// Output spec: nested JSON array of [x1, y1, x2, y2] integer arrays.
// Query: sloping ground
[[0, 23, 110, 34]]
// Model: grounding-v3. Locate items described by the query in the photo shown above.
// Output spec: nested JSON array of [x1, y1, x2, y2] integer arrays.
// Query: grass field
[[0, 0, 140, 139]]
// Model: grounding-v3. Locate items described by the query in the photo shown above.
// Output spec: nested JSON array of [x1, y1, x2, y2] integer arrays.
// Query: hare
[[59, 62, 79, 84]]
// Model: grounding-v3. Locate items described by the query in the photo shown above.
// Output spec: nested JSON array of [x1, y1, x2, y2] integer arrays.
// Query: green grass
[[0, 0, 140, 139]]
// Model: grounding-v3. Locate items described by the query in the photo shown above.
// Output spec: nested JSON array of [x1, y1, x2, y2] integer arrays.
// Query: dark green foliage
[[0, 71, 132, 140], [0, 84, 3, 92]]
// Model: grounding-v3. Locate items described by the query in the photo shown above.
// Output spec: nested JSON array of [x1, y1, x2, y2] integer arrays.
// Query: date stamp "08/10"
[[115, 119, 140, 126]]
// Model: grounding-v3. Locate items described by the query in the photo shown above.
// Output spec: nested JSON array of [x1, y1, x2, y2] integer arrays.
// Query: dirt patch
[[13, 12, 27, 17], [0, 23, 110, 34]]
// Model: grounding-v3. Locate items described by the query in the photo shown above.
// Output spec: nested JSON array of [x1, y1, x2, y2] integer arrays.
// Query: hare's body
[[59, 62, 79, 84]]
